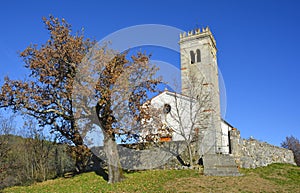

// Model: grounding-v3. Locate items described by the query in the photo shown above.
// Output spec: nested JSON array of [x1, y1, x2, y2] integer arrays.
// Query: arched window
[[190, 51, 195, 64], [196, 49, 201, 62], [163, 104, 171, 114]]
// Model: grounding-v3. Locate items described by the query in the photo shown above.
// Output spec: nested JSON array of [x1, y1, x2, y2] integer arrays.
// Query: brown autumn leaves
[[0, 16, 162, 182]]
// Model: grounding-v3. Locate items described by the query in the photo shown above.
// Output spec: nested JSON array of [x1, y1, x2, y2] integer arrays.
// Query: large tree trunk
[[103, 134, 124, 183], [71, 145, 91, 173]]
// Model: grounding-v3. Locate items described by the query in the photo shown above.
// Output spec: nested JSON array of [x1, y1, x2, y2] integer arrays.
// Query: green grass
[[3, 170, 198, 193], [3, 164, 300, 193], [241, 163, 300, 186]]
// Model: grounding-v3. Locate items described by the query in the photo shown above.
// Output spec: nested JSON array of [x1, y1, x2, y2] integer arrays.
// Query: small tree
[[170, 77, 212, 166], [281, 135, 300, 166], [22, 118, 56, 182], [163, 73, 213, 167], [141, 71, 214, 167]]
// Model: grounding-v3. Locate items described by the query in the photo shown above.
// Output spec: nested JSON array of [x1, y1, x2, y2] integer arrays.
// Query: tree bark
[[187, 143, 193, 167], [103, 134, 124, 183]]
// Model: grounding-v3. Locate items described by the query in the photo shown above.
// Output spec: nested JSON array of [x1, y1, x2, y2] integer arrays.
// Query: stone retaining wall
[[91, 141, 195, 170], [91, 129, 296, 171], [230, 129, 296, 168]]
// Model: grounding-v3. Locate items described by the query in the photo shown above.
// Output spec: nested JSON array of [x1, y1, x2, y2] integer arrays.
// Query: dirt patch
[[164, 173, 291, 193]]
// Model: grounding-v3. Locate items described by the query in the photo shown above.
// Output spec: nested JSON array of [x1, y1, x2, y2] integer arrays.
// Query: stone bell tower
[[179, 27, 223, 154]]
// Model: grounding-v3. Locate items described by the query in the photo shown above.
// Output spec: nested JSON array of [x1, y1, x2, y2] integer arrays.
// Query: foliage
[[0, 15, 162, 183], [0, 16, 94, 172], [3, 164, 300, 193], [281, 135, 300, 166]]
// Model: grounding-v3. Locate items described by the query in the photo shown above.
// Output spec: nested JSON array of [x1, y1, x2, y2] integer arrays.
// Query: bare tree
[[0, 113, 17, 189], [22, 118, 55, 181], [140, 71, 214, 168], [281, 135, 300, 166], [164, 74, 213, 167], [0, 116, 75, 189]]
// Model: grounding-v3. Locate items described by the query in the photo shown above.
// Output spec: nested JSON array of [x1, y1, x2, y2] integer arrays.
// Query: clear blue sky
[[1, 0, 299, 146]]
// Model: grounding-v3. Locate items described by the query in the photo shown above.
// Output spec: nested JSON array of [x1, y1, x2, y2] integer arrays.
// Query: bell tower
[[179, 27, 223, 154]]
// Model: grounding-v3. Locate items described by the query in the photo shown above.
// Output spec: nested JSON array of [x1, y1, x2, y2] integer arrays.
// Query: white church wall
[[140, 90, 232, 155], [146, 90, 203, 142], [152, 91, 192, 141]]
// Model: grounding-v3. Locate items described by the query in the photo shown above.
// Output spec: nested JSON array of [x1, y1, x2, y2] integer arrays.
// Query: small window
[[190, 51, 195, 64], [196, 49, 201, 62], [163, 104, 171, 114]]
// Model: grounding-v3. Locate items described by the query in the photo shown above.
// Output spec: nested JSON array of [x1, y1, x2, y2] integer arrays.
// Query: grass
[[3, 164, 300, 193]]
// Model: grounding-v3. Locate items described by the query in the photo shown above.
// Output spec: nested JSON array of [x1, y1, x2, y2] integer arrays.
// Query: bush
[[281, 136, 300, 166]]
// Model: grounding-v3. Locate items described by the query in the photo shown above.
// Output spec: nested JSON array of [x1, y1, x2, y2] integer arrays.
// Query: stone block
[[203, 154, 242, 176]]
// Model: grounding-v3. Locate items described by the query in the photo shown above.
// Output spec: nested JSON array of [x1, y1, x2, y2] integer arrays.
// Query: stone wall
[[91, 141, 198, 171], [230, 129, 296, 168], [91, 129, 296, 171]]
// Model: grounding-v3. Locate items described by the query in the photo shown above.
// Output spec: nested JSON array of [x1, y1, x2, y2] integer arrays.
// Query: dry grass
[[165, 173, 288, 192]]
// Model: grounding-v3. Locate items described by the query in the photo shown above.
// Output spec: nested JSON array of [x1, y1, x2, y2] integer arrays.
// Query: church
[[137, 27, 296, 175], [141, 27, 235, 155]]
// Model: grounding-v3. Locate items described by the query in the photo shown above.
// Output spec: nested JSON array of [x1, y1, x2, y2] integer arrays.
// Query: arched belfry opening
[[190, 50, 195, 64], [190, 49, 201, 64], [196, 49, 201, 62]]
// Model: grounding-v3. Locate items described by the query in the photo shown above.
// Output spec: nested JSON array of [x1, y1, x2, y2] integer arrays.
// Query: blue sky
[[1, 0, 300, 146]]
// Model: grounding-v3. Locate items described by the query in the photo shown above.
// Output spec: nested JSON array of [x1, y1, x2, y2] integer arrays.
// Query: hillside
[[0, 134, 75, 189], [3, 163, 300, 193]]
